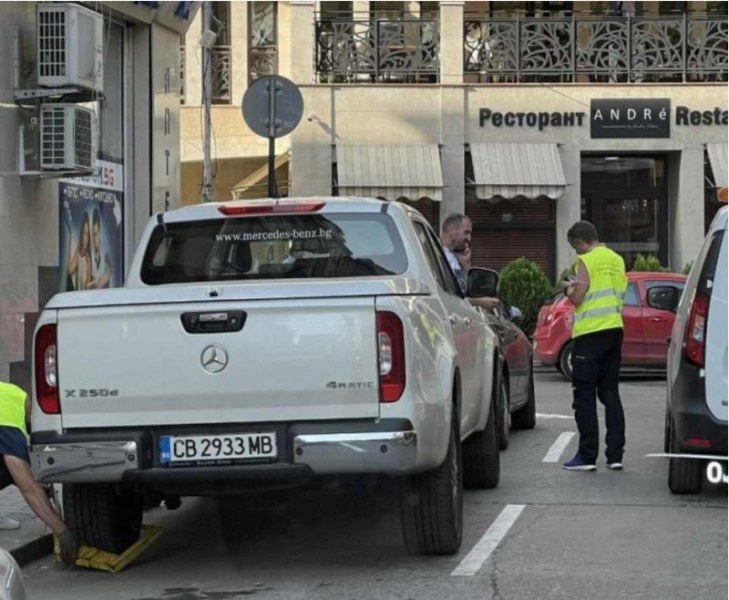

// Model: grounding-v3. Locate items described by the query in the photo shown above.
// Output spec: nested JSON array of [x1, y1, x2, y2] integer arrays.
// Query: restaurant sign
[[590, 99, 670, 139]]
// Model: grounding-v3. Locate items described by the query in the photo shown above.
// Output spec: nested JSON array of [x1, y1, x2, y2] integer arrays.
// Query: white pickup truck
[[30, 197, 501, 556]]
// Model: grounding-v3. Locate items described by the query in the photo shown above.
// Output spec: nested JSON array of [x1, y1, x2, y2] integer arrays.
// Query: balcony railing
[[464, 14, 728, 83], [179, 45, 186, 103], [249, 46, 278, 85], [211, 45, 231, 103], [315, 17, 440, 83]]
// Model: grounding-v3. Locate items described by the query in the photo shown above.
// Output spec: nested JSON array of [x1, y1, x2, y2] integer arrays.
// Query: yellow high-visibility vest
[[0, 382, 28, 434], [572, 246, 627, 338]]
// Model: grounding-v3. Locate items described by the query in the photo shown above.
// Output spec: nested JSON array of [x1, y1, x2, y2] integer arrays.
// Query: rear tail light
[[684, 291, 709, 367], [377, 311, 405, 403], [34, 324, 60, 414]]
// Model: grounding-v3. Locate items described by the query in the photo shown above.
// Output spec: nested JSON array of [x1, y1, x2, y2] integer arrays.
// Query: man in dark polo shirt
[[0, 380, 77, 565]]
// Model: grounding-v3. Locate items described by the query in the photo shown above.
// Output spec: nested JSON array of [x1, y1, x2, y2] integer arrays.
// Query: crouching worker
[[0, 380, 77, 565]]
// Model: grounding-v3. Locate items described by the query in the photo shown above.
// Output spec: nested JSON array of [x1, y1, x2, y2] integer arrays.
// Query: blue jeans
[[571, 328, 625, 464]]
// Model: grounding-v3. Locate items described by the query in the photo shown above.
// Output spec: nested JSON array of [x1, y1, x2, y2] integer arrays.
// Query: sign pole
[[242, 75, 303, 200], [267, 79, 277, 198]]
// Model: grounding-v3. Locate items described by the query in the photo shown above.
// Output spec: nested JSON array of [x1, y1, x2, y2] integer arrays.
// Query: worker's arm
[[563, 260, 589, 307], [3, 455, 77, 565], [469, 296, 501, 312]]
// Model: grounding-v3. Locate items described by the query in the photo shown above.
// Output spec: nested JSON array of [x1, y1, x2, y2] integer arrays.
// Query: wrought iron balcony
[[315, 16, 440, 83], [249, 46, 278, 85], [211, 46, 231, 104], [464, 14, 728, 83], [179, 45, 186, 104]]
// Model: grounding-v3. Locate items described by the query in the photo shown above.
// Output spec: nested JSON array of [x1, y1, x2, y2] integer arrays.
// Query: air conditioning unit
[[40, 104, 97, 171], [37, 3, 104, 92]]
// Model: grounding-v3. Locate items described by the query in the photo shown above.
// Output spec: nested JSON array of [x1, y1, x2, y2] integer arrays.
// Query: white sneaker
[[0, 516, 20, 530]]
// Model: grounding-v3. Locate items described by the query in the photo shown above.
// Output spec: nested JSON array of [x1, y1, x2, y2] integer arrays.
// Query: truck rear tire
[[63, 484, 144, 554], [400, 406, 463, 555], [463, 396, 500, 489]]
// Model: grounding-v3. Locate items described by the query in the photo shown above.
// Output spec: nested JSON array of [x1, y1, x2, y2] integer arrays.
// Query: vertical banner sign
[[58, 161, 124, 292]]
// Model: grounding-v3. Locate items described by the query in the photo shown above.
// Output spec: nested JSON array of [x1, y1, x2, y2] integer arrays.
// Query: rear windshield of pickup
[[140, 213, 408, 284]]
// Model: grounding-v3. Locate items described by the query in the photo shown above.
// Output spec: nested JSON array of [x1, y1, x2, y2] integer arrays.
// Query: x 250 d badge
[[64, 389, 119, 398]]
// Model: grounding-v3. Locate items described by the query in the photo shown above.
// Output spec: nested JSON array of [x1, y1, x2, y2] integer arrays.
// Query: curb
[[9, 533, 54, 567]]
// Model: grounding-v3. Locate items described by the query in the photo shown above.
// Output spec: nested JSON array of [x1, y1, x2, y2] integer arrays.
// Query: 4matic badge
[[326, 381, 375, 390]]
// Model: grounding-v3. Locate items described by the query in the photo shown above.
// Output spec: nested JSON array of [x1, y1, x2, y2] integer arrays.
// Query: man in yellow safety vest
[[0, 380, 78, 564], [561, 221, 628, 472]]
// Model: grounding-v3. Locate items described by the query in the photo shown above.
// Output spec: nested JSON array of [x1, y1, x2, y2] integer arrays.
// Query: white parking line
[[451, 504, 526, 577], [536, 412, 573, 420], [542, 432, 576, 463]]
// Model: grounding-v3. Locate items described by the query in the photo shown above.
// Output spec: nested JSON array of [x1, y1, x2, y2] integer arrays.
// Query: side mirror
[[647, 286, 680, 312], [467, 267, 499, 298], [510, 306, 524, 321]]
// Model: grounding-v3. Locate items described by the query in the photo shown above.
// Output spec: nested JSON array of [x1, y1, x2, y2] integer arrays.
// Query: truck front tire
[[63, 483, 144, 554]]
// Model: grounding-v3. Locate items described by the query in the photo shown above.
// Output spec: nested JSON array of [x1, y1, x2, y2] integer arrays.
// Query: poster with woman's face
[[58, 162, 123, 292]]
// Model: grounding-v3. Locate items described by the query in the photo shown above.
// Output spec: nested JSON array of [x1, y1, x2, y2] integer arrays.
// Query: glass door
[[581, 156, 668, 270]]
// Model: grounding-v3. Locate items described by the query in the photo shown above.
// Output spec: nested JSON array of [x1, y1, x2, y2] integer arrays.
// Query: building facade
[[0, 1, 196, 389], [182, 1, 728, 280]]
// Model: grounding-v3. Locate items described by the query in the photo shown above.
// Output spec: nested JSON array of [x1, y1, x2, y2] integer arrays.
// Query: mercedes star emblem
[[200, 344, 229, 374]]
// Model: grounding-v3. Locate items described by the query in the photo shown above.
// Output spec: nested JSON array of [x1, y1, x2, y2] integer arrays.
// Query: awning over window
[[336, 144, 443, 201], [707, 143, 728, 188], [470, 143, 567, 201]]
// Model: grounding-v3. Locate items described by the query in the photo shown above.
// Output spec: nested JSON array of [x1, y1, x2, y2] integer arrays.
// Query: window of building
[[581, 155, 668, 270], [488, 1, 573, 17], [210, 1, 230, 46], [248, 2, 278, 85], [707, 1, 729, 14], [371, 2, 407, 19], [420, 2, 440, 19], [319, 1, 352, 19], [658, 2, 687, 14]]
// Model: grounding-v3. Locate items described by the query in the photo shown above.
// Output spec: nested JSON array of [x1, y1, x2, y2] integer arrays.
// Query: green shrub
[[499, 258, 554, 337], [631, 253, 668, 272], [682, 261, 693, 275]]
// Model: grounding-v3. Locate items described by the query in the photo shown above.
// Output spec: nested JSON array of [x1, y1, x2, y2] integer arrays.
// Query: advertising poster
[[58, 160, 124, 292]]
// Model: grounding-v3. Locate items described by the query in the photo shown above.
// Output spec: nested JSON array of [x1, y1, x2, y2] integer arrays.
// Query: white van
[[665, 204, 728, 494]]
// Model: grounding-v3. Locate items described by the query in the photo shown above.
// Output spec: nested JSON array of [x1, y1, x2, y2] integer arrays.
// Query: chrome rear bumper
[[29, 428, 420, 485], [30, 441, 139, 484], [292, 430, 417, 474]]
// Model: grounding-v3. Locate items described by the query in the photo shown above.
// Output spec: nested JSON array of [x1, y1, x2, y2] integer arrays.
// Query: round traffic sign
[[242, 75, 304, 139]]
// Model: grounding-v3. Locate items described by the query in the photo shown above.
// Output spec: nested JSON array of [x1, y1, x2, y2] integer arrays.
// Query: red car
[[534, 272, 687, 380]]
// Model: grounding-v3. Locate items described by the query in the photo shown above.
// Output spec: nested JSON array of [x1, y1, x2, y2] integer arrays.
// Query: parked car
[[0, 549, 25, 600], [665, 205, 727, 494], [534, 272, 687, 380], [472, 271, 536, 449], [31, 197, 502, 557]]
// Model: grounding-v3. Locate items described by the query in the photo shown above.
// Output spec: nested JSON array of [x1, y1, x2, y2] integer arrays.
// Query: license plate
[[160, 432, 277, 465]]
